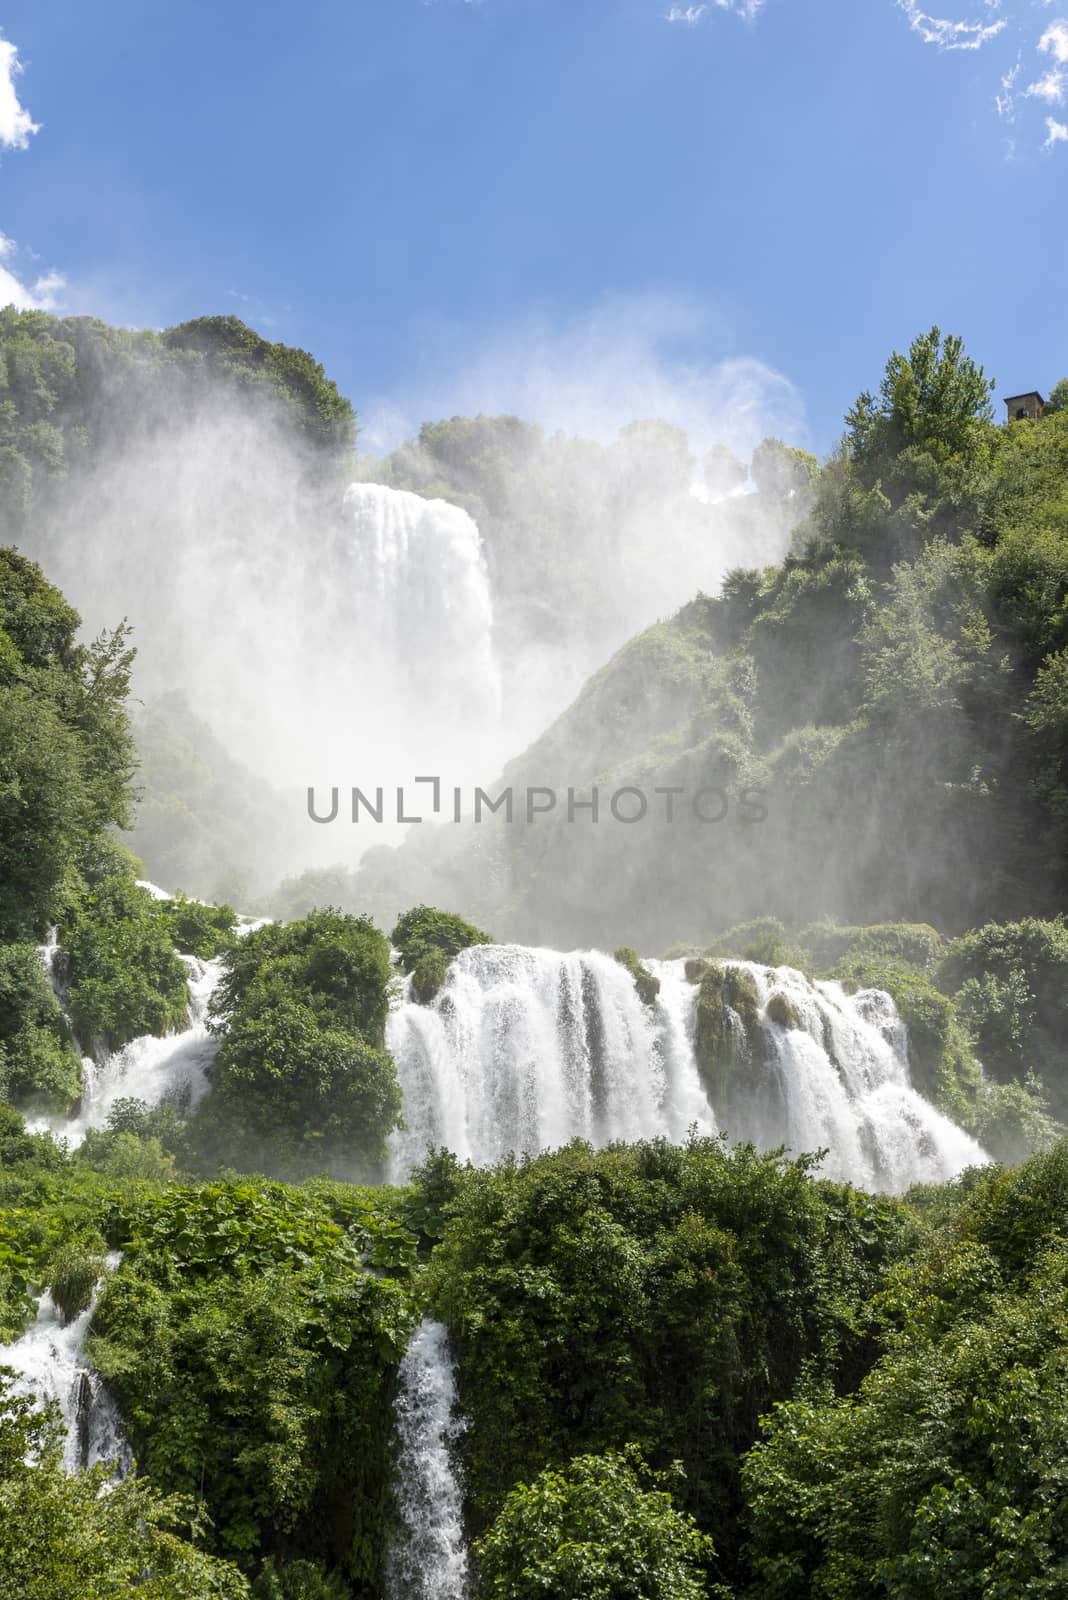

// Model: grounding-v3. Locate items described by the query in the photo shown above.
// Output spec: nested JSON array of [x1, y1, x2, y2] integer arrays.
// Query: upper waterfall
[[385, 946, 988, 1192], [342, 482, 502, 761]]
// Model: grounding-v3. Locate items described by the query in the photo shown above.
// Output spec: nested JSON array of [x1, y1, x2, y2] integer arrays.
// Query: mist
[[11, 307, 807, 907]]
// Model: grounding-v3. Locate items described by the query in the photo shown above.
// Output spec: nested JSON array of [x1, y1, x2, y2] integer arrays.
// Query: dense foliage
[[390, 904, 494, 1001], [195, 910, 402, 1179], [0, 546, 135, 941], [89, 1181, 415, 1587], [474, 1447, 716, 1600], [424, 1135, 915, 1582], [0, 1375, 251, 1599]]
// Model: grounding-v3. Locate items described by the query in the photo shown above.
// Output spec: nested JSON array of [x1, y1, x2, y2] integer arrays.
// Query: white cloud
[[1027, 67, 1066, 101], [0, 37, 39, 150], [897, 1, 1007, 48], [0, 233, 65, 310], [665, 0, 763, 21], [1044, 113, 1068, 144], [1039, 20, 1068, 63]]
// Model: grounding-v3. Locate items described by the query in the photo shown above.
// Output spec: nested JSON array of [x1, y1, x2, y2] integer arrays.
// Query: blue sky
[[1, 0, 1066, 458]]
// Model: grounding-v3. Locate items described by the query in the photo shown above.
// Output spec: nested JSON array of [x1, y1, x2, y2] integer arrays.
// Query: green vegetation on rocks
[[613, 946, 661, 1007], [390, 905, 493, 1002]]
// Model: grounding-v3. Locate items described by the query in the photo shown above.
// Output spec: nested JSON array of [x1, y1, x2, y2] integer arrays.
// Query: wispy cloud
[[0, 35, 39, 149], [996, 58, 1021, 118], [1044, 113, 1068, 145], [665, 0, 763, 23], [897, 1, 1006, 50], [898, 4, 1068, 151]]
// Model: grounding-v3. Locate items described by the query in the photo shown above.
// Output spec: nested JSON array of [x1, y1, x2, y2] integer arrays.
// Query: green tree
[[391, 904, 493, 1002], [474, 1448, 716, 1600]]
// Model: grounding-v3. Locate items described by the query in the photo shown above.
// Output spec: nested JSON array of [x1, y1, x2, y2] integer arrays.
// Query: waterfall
[[385, 1318, 470, 1600], [35, 953, 224, 1148], [386, 947, 714, 1181], [342, 481, 502, 766], [386, 947, 987, 1192], [713, 962, 987, 1191], [0, 1254, 130, 1476]]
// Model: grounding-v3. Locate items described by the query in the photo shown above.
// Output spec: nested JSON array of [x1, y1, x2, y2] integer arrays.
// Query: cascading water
[[386, 947, 714, 1181], [386, 947, 987, 1192], [36, 953, 224, 1148], [710, 961, 986, 1191], [0, 1254, 130, 1476], [385, 1318, 470, 1600], [342, 482, 502, 766]]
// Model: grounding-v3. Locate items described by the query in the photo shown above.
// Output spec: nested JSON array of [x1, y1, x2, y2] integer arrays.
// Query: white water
[[342, 482, 502, 770], [0, 1254, 130, 1476], [386, 947, 714, 1181], [35, 954, 224, 1148], [385, 1319, 470, 1600], [719, 962, 987, 1190], [386, 948, 987, 1192]]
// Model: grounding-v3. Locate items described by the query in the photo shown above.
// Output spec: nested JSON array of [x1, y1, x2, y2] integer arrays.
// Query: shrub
[[199, 911, 401, 1180], [765, 991, 801, 1030], [164, 894, 238, 959], [61, 870, 189, 1053], [390, 905, 493, 1001], [48, 1240, 106, 1324], [0, 942, 81, 1110], [474, 1447, 715, 1600]]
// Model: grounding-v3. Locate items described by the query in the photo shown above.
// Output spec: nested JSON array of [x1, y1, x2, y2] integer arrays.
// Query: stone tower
[[1004, 391, 1045, 423]]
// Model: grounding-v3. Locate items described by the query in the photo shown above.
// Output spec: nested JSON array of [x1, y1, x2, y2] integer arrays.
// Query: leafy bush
[[801, 920, 942, 975], [48, 1239, 105, 1324], [426, 1136, 913, 1579], [199, 910, 401, 1179], [0, 1372, 251, 1598], [251, 1560, 350, 1600], [474, 1447, 716, 1600], [60, 869, 189, 1054], [0, 546, 136, 941], [937, 919, 1068, 1116], [743, 1247, 1068, 1600], [390, 905, 493, 1001], [0, 942, 81, 1109], [163, 892, 238, 958]]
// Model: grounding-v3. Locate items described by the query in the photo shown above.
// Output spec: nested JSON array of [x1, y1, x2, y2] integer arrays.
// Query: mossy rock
[[684, 957, 714, 985], [722, 965, 761, 1044], [614, 947, 661, 1008], [694, 963, 763, 1110], [766, 991, 802, 1030]]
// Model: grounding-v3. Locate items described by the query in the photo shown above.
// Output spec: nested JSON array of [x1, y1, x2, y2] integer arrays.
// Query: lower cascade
[[0, 1255, 130, 1476], [386, 946, 988, 1191], [385, 1318, 471, 1600], [36, 953, 224, 1148]]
